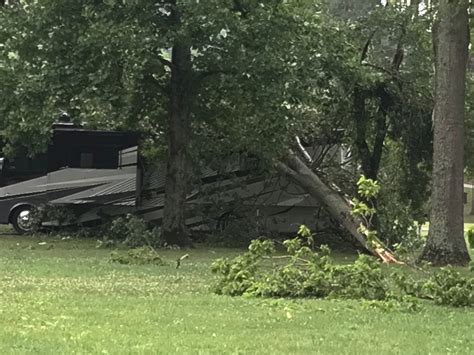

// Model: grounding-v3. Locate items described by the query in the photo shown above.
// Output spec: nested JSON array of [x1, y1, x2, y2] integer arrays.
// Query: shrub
[[29, 205, 77, 232], [103, 214, 162, 248]]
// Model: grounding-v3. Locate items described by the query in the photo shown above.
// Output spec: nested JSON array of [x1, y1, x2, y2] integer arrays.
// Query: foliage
[[0, 0, 163, 155], [109, 246, 166, 266], [351, 174, 425, 253], [212, 226, 474, 307], [27, 205, 78, 233], [212, 227, 391, 301], [378, 182, 426, 253], [0, 0, 336, 158], [102, 214, 162, 248], [39, 205, 77, 226], [350, 175, 380, 247], [377, 140, 429, 248], [395, 268, 474, 308], [355, 175, 381, 200], [466, 227, 474, 249], [426, 269, 474, 307]]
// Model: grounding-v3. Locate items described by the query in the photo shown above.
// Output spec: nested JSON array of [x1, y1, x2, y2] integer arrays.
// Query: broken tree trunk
[[276, 151, 400, 263]]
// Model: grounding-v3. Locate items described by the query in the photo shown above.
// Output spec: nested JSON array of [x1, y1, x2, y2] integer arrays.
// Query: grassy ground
[[0, 234, 473, 354]]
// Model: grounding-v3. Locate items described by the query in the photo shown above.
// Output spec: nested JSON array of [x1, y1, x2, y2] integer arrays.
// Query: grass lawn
[[0, 234, 473, 354]]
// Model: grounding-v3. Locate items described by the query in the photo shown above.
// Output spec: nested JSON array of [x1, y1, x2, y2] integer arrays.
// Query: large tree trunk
[[162, 40, 194, 247], [419, 0, 470, 266], [276, 152, 399, 263]]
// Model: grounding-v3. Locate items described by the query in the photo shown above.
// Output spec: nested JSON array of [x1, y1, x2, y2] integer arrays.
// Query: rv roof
[[52, 128, 138, 149]]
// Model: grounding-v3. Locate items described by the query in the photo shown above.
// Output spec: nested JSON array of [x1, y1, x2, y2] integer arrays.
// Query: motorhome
[[0, 119, 325, 235], [0, 120, 139, 233]]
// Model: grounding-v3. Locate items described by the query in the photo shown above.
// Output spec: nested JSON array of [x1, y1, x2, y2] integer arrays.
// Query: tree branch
[[295, 136, 313, 164], [362, 63, 393, 76], [158, 55, 173, 69], [360, 30, 376, 63]]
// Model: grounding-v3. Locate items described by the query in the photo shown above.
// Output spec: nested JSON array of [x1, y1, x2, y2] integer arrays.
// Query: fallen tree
[[275, 150, 400, 263]]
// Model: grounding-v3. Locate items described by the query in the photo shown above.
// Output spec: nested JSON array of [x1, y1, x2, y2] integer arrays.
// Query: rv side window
[[80, 153, 94, 168]]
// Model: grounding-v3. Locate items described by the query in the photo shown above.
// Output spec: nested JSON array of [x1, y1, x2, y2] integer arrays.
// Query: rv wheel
[[11, 206, 35, 234]]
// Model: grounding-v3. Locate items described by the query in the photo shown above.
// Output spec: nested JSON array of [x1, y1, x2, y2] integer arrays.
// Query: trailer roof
[[52, 127, 138, 149]]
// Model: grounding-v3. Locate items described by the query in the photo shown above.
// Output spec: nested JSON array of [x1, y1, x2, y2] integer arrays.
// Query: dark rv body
[[0, 125, 323, 234], [0, 124, 139, 233]]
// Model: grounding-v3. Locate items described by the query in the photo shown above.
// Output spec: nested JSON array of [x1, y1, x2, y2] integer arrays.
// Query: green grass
[[0, 235, 473, 354]]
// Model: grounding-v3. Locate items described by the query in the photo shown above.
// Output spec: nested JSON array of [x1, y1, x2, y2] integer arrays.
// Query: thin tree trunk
[[162, 39, 194, 247], [419, 0, 470, 266]]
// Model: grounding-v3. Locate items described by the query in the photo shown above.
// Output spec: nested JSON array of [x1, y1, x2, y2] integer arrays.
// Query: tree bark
[[161, 38, 194, 247], [419, 0, 470, 266]]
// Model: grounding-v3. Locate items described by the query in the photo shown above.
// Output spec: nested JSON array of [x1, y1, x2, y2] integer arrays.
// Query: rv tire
[[10, 205, 35, 234]]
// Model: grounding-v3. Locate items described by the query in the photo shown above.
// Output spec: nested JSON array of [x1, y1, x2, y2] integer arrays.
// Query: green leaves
[[467, 227, 474, 250], [351, 176, 378, 218], [356, 175, 380, 199], [213, 230, 474, 308], [395, 268, 474, 308], [212, 230, 391, 301], [351, 175, 384, 248], [351, 199, 376, 217]]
